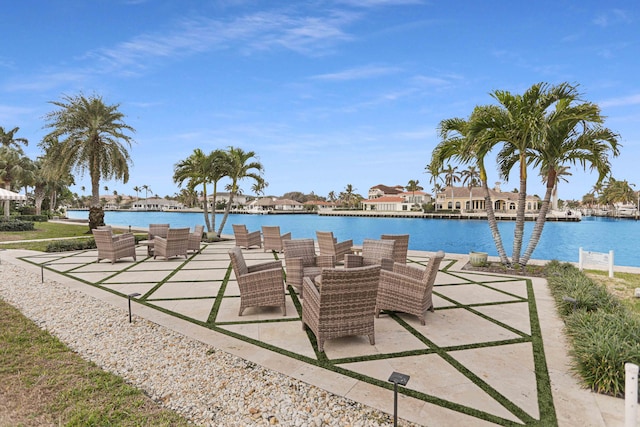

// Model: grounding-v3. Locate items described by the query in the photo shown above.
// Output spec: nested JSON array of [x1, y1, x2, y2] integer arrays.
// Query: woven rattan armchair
[[228, 247, 286, 316], [148, 223, 170, 240], [92, 228, 136, 264], [283, 239, 335, 297], [154, 227, 190, 260], [302, 265, 381, 352], [262, 225, 292, 253], [188, 225, 204, 253], [381, 234, 409, 264], [375, 250, 445, 325], [232, 224, 262, 249], [316, 231, 353, 262], [344, 239, 395, 271]]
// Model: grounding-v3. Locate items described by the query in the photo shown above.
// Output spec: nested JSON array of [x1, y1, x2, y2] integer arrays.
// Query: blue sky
[[2, 1, 638, 201]]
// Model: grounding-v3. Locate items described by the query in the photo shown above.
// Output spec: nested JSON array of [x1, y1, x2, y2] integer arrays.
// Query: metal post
[[41, 264, 44, 283], [127, 292, 141, 323], [388, 372, 410, 427]]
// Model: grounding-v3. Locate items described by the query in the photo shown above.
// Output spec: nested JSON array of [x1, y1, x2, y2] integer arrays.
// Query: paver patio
[[11, 240, 631, 426]]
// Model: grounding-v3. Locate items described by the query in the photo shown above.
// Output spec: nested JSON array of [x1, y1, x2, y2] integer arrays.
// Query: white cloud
[[600, 94, 640, 108], [311, 65, 401, 81], [593, 8, 632, 27]]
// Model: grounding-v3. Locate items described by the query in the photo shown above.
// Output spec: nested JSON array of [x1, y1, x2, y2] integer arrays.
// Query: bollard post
[[388, 372, 410, 427], [625, 363, 638, 427], [127, 292, 141, 323], [41, 264, 44, 283]]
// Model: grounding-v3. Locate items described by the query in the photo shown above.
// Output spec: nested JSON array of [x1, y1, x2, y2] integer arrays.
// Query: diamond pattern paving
[[21, 240, 557, 426]]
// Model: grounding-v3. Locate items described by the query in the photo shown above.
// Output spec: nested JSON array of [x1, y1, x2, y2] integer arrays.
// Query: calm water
[[67, 210, 640, 267]]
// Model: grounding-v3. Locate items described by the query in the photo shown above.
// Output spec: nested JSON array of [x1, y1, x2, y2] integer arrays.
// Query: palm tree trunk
[[210, 181, 218, 236], [511, 176, 527, 265], [482, 180, 510, 265], [217, 190, 234, 237], [201, 183, 212, 233], [521, 184, 554, 266]]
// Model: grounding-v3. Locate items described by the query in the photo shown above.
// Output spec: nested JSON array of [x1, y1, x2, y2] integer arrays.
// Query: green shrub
[[15, 214, 49, 222], [46, 238, 97, 252], [565, 310, 640, 397], [545, 259, 639, 397], [0, 219, 35, 232]]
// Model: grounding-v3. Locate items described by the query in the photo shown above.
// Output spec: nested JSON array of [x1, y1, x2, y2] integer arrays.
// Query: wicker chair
[[302, 265, 381, 352], [262, 225, 292, 253], [188, 225, 204, 253], [316, 231, 353, 262], [381, 234, 410, 264], [232, 224, 262, 249], [228, 247, 286, 316], [375, 250, 445, 325], [148, 223, 170, 240], [92, 228, 136, 264], [154, 227, 190, 260], [283, 239, 335, 297], [344, 239, 395, 271]]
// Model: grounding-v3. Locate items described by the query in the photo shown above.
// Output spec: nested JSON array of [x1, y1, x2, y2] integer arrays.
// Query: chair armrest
[[281, 232, 292, 241], [302, 277, 320, 307], [344, 254, 363, 269], [392, 263, 424, 280], [113, 237, 134, 250], [380, 270, 424, 295], [248, 230, 261, 239], [154, 236, 167, 250], [316, 255, 335, 268], [248, 260, 283, 273], [240, 268, 284, 289]]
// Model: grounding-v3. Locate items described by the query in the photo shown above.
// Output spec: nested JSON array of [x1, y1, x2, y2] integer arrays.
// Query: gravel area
[[0, 262, 419, 427]]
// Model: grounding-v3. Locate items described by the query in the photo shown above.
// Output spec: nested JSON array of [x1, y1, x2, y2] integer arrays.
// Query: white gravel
[[0, 261, 419, 427]]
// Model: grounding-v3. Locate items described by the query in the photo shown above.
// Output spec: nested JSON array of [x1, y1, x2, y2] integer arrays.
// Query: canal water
[[67, 210, 640, 267]]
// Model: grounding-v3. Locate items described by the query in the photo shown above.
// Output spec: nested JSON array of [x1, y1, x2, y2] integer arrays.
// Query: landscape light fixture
[[388, 371, 410, 427], [127, 292, 141, 323], [562, 296, 578, 311]]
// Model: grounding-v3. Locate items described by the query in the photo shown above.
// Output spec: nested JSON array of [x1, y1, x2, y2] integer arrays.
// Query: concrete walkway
[[1, 241, 633, 426]]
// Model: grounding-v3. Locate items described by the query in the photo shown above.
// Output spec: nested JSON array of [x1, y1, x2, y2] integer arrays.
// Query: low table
[[138, 239, 155, 256]]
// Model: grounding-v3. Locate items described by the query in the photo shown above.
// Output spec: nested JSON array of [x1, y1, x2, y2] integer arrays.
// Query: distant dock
[[317, 210, 581, 221]]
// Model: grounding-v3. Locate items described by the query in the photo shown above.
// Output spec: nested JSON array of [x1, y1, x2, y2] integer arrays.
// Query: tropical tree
[[511, 90, 620, 265], [471, 82, 577, 265], [0, 147, 35, 217], [0, 126, 28, 152], [541, 165, 571, 211], [460, 165, 480, 212], [327, 191, 337, 203], [133, 185, 141, 201], [431, 113, 510, 264], [216, 147, 264, 236], [343, 184, 356, 208], [441, 164, 460, 210], [42, 93, 135, 229]]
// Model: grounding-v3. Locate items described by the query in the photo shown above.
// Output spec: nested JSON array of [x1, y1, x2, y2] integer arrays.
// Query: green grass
[[0, 221, 143, 251], [0, 297, 191, 426]]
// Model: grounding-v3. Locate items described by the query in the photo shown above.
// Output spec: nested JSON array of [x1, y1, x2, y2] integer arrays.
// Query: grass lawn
[[0, 298, 191, 426], [586, 270, 640, 315]]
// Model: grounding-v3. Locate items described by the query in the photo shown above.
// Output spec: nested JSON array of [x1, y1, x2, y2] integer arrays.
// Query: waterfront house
[[362, 191, 431, 212], [436, 184, 540, 213], [132, 197, 182, 211]]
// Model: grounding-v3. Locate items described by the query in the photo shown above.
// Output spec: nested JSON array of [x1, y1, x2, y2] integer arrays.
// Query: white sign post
[[578, 247, 614, 278], [625, 363, 638, 427]]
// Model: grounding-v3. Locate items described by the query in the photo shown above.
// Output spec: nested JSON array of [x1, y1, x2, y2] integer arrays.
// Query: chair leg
[[368, 334, 375, 346], [281, 304, 286, 316]]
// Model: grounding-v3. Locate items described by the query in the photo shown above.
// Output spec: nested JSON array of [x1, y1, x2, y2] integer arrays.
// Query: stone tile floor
[[12, 240, 632, 426]]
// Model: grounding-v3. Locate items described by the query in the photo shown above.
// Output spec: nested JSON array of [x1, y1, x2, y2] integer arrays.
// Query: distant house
[[362, 184, 431, 212], [132, 197, 182, 211], [245, 197, 304, 212], [304, 200, 338, 210], [436, 184, 540, 213]]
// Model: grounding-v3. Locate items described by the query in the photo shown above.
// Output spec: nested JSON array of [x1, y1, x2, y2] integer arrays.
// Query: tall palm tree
[[216, 147, 264, 236], [0, 126, 28, 152], [327, 191, 337, 203], [441, 164, 460, 210], [460, 165, 480, 211], [132, 185, 141, 201], [0, 147, 35, 217], [431, 114, 510, 264], [541, 165, 571, 211], [509, 88, 620, 265], [42, 93, 135, 229], [174, 148, 228, 234], [406, 179, 423, 200], [472, 82, 576, 265], [343, 184, 356, 208]]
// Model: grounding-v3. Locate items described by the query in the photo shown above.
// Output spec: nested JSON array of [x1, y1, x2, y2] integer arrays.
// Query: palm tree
[[471, 82, 576, 265], [0, 147, 35, 217], [216, 147, 264, 236], [431, 113, 510, 264], [496, 85, 620, 265], [42, 93, 135, 229], [327, 191, 337, 203], [0, 126, 28, 152], [174, 148, 228, 234], [460, 165, 480, 212], [133, 185, 141, 201], [343, 184, 356, 208], [141, 185, 151, 208], [442, 164, 460, 210], [541, 165, 571, 211]]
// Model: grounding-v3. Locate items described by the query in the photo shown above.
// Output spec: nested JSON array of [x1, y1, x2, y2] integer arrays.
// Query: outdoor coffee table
[[139, 239, 155, 256]]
